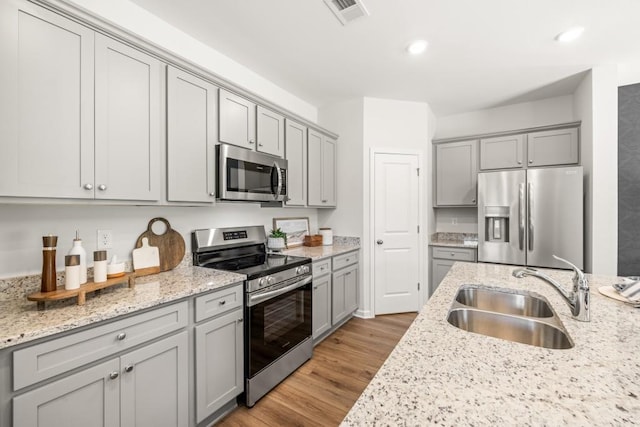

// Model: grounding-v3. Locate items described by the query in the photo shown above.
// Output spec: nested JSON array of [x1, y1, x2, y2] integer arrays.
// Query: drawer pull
[[116, 332, 126, 341], [109, 371, 119, 380], [219, 300, 226, 306], [124, 365, 134, 373], [450, 253, 455, 257], [346, 258, 350, 262], [237, 318, 243, 324]]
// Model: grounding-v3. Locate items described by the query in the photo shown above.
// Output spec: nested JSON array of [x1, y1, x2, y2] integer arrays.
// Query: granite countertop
[[283, 242, 360, 260], [0, 266, 245, 350], [342, 262, 640, 425], [430, 232, 478, 248]]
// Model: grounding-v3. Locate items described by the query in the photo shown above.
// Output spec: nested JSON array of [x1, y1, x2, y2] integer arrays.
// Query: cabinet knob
[[124, 365, 134, 373], [84, 183, 93, 190], [322, 200, 327, 203], [116, 332, 126, 341], [471, 198, 476, 203], [529, 159, 533, 164], [98, 184, 107, 191], [450, 253, 455, 257], [314, 286, 318, 290], [237, 318, 243, 324], [219, 300, 226, 305], [249, 140, 255, 144], [376, 240, 384, 245], [109, 371, 119, 380], [517, 161, 522, 165], [258, 143, 263, 147], [209, 192, 216, 197]]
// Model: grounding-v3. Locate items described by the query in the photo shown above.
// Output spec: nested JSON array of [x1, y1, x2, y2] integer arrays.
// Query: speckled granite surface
[[342, 262, 640, 425], [283, 241, 359, 260], [430, 232, 478, 248], [0, 263, 245, 350]]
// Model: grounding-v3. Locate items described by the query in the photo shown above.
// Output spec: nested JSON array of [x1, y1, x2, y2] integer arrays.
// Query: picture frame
[[272, 217, 310, 248]]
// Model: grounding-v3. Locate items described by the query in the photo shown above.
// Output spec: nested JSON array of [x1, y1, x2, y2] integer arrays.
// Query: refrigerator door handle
[[519, 183, 525, 250], [528, 182, 534, 251]]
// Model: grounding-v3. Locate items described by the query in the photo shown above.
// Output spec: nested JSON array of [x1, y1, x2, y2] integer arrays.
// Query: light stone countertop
[[342, 262, 640, 425], [0, 266, 245, 350], [282, 243, 360, 260]]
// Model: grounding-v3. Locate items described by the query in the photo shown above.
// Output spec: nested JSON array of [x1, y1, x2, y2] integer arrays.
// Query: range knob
[[258, 278, 267, 287], [297, 265, 309, 275], [267, 276, 275, 285]]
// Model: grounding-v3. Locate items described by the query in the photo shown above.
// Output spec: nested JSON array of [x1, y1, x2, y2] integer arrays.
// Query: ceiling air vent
[[323, 0, 369, 25]]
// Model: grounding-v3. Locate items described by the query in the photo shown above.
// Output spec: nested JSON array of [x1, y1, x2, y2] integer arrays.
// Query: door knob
[[376, 240, 383, 245]]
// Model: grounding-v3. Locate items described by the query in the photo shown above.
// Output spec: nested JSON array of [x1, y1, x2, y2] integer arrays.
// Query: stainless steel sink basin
[[447, 308, 574, 349], [454, 285, 553, 318], [447, 284, 574, 349]]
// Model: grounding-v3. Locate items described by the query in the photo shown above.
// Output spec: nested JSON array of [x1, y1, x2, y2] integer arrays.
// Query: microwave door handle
[[272, 161, 283, 200]]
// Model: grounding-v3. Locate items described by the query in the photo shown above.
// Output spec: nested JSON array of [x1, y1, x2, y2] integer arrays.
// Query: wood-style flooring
[[217, 312, 417, 427]]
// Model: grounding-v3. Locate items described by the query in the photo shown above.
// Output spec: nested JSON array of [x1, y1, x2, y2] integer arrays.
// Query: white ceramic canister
[[93, 250, 108, 283], [319, 228, 333, 246], [68, 231, 87, 284], [65, 254, 81, 290]]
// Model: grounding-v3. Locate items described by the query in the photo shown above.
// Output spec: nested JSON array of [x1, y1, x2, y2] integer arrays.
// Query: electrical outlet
[[97, 229, 112, 249], [451, 218, 458, 225]]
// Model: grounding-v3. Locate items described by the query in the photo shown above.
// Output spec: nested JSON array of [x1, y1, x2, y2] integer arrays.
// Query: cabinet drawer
[[13, 301, 188, 391], [312, 259, 331, 278], [332, 251, 358, 271], [194, 283, 243, 323], [432, 247, 477, 262]]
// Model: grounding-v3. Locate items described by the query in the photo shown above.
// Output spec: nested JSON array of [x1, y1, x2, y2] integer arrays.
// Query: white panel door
[[374, 153, 420, 314]]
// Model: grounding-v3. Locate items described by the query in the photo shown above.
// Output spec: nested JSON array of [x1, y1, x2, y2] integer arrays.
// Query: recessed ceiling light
[[407, 40, 428, 55], [555, 27, 584, 43]]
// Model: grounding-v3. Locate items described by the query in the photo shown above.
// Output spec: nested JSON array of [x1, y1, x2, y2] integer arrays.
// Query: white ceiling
[[130, 0, 640, 116]]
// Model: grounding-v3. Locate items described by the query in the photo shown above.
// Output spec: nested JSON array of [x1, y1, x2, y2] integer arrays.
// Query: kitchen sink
[[454, 285, 554, 318], [447, 284, 574, 349]]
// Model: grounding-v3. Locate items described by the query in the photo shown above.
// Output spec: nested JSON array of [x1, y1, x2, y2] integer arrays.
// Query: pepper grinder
[[41, 235, 58, 293]]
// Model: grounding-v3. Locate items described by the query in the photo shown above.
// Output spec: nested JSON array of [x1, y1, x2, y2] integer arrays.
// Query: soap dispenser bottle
[[68, 231, 87, 284]]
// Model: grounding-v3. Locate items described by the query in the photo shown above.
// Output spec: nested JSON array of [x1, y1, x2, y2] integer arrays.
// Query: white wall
[[0, 203, 318, 279], [435, 95, 575, 139], [618, 60, 640, 87], [64, 0, 318, 122], [573, 66, 618, 275]]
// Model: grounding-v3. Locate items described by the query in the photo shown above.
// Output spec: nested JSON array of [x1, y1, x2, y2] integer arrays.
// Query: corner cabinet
[[0, 0, 162, 201], [167, 66, 218, 203], [434, 140, 478, 206], [308, 130, 337, 207], [285, 119, 308, 206]]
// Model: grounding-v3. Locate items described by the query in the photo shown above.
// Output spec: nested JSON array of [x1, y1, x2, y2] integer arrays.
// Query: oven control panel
[[247, 263, 311, 293]]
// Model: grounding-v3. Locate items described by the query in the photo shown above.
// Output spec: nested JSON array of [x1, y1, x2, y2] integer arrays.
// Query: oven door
[[245, 275, 312, 378], [218, 144, 287, 202]]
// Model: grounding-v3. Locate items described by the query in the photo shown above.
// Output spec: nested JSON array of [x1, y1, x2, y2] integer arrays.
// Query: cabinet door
[[312, 274, 331, 339], [195, 309, 244, 422], [120, 332, 188, 427], [0, 0, 95, 199], [94, 34, 162, 201], [256, 106, 284, 157], [344, 265, 358, 315], [527, 128, 579, 167], [435, 140, 478, 206], [308, 130, 337, 207], [219, 89, 256, 149], [430, 258, 455, 295], [13, 359, 120, 427], [480, 134, 524, 170], [167, 66, 217, 203], [332, 264, 358, 325], [322, 138, 337, 206], [285, 119, 307, 206]]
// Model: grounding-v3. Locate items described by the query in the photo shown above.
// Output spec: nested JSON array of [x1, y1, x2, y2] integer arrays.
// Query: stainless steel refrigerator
[[477, 166, 583, 270]]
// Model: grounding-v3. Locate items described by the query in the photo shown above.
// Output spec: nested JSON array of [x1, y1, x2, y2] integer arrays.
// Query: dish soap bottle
[[68, 231, 87, 284]]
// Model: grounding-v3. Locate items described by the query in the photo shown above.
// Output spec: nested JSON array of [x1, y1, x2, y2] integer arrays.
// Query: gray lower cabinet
[[167, 66, 218, 203], [480, 134, 525, 170], [13, 331, 188, 427], [430, 246, 477, 295], [527, 127, 579, 167], [312, 271, 332, 339], [435, 140, 478, 206], [332, 263, 358, 325]]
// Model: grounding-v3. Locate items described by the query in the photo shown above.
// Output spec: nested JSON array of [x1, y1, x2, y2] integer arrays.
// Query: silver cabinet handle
[[84, 183, 93, 190], [124, 365, 134, 373], [98, 184, 107, 191], [116, 332, 126, 341], [109, 371, 119, 380], [376, 240, 383, 245], [219, 300, 226, 305]]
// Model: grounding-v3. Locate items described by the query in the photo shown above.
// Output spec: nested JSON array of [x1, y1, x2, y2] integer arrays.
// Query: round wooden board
[[134, 217, 185, 272]]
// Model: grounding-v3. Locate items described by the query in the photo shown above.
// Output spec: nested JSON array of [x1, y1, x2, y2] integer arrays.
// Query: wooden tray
[[27, 273, 136, 310]]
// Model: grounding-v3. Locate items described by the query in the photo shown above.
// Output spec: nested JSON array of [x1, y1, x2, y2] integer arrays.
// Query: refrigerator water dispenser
[[484, 206, 510, 242]]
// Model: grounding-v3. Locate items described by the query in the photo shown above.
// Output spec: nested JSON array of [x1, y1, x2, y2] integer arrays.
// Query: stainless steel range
[[192, 226, 312, 407]]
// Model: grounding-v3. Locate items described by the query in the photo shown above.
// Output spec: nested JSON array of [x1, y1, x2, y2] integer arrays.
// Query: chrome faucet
[[512, 255, 589, 322]]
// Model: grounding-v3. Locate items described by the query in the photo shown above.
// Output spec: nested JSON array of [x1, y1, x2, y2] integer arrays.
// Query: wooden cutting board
[[134, 218, 185, 272]]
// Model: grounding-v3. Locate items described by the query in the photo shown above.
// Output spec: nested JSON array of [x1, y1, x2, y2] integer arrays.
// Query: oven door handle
[[247, 275, 312, 307]]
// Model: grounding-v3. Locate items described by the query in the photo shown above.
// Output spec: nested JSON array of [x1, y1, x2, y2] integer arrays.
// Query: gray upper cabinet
[[219, 89, 256, 149], [480, 134, 525, 170], [308, 129, 337, 207], [435, 140, 478, 206], [256, 106, 285, 157], [285, 119, 308, 206], [167, 66, 217, 203], [0, 1, 95, 199], [527, 127, 579, 167], [94, 34, 162, 201]]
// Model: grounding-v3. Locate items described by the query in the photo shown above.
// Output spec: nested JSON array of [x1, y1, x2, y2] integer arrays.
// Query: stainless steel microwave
[[217, 144, 288, 202]]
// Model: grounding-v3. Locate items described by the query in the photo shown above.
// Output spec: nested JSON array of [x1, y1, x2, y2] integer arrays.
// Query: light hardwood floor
[[217, 312, 417, 427]]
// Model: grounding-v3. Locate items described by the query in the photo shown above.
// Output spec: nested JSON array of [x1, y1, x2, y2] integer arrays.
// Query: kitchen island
[[342, 262, 640, 425]]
